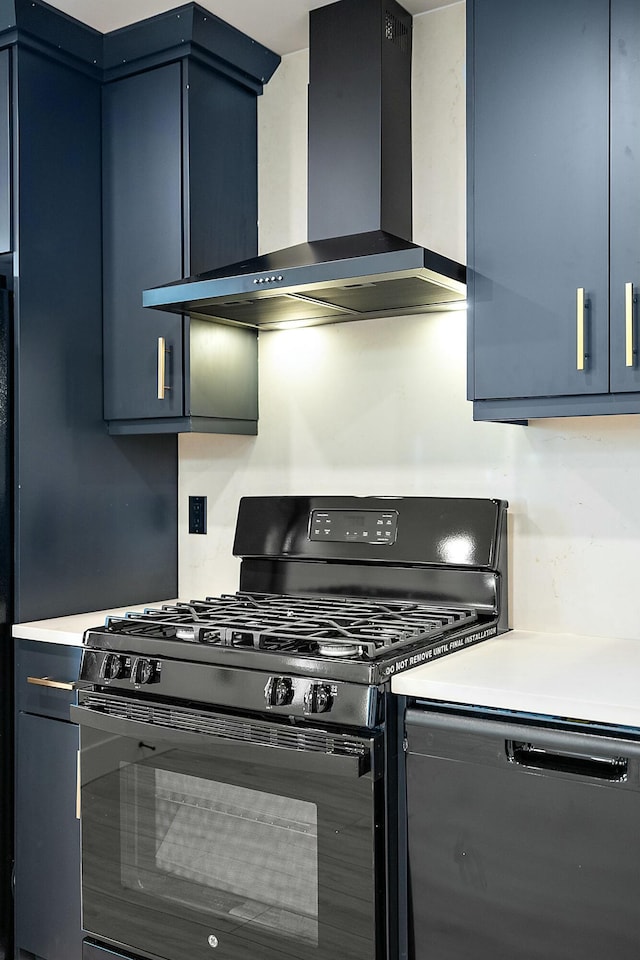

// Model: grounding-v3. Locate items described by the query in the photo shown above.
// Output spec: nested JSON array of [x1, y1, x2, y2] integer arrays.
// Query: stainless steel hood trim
[[144, 247, 466, 314]]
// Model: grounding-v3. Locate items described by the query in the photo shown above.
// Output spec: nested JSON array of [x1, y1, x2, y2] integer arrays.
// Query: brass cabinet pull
[[27, 676, 74, 691], [76, 750, 81, 820], [576, 287, 586, 371], [626, 282, 635, 368], [157, 337, 171, 400]]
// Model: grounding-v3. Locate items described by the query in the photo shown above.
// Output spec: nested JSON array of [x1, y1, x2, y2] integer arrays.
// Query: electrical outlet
[[188, 495, 207, 535]]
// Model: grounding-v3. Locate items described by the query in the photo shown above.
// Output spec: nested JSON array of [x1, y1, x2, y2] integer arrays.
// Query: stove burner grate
[[104, 592, 478, 662]]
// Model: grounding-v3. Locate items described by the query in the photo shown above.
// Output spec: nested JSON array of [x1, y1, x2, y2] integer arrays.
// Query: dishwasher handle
[[506, 739, 629, 782]]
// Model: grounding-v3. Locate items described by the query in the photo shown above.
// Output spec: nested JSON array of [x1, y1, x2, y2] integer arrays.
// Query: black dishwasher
[[405, 706, 640, 960]]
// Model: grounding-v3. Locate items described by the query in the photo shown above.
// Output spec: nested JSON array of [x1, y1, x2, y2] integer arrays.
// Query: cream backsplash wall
[[179, 2, 640, 641]]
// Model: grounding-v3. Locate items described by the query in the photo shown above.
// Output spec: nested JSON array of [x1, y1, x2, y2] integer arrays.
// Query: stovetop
[[100, 593, 479, 661], [81, 589, 501, 690]]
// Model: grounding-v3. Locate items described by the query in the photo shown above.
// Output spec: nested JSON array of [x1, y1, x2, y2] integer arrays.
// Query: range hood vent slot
[[385, 10, 410, 53]]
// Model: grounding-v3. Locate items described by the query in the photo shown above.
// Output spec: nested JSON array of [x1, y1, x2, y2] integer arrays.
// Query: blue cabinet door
[[610, 0, 640, 392], [15, 711, 82, 960], [103, 63, 184, 421], [468, 0, 610, 401]]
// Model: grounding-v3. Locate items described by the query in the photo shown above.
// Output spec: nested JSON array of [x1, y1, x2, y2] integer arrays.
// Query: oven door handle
[[70, 703, 379, 780]]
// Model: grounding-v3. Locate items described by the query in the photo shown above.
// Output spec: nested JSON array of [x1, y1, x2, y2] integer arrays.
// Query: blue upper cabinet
[[102, 62, 185, 425], [101, 6, 279, 435], [468, 0, 640, 421], [0, 2, 179, 622]]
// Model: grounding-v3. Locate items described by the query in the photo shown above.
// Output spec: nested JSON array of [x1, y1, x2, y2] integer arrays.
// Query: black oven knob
[[100, 653, 126, 681], [304, 683, 333, 714], [131, 657, 157, 685], [265, 676, 294, 707]]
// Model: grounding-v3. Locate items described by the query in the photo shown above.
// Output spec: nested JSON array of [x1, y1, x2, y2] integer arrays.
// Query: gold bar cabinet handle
[[158, 337, 171, 400], [157, 336, 167, 399], [576, 287, 586, 371], [27, 676, 74, 691], [626, 282, 635, 367], [76, 750, 81, 820]]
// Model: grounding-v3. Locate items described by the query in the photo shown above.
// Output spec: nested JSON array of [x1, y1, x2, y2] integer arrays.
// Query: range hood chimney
[[143, 0, 466, 330]]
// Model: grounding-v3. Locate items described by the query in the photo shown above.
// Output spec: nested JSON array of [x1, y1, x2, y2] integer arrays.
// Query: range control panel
[[79, 649, 378, 728], [264, 676, 337, 715], [309, 509, 398, 544], [83, 651, 162, 687]]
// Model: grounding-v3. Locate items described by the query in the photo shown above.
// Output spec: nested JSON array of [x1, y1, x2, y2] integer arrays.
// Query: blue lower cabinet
[[15, 640, 82, 960]]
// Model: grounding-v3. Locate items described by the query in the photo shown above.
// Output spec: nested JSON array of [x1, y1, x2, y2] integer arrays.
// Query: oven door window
[[79, 717, 382, 960], [122, 769, 318, 944]]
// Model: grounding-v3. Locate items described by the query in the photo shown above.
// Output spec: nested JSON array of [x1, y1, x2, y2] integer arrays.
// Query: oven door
[[72, 693, 385, 960]]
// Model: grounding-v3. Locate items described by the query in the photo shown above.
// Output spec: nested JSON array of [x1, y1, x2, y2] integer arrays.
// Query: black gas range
[[75, 496, 508, 960], [79, 495, 508, 727]]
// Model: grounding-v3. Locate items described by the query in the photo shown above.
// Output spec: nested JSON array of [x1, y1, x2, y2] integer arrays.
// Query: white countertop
[[14, 611, 640, 729], [391, 629, 640, 729], [12, 600, 178, 647]]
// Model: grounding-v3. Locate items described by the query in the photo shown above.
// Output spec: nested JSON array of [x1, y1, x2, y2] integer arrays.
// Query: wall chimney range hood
[[143, 0, 466, 330]]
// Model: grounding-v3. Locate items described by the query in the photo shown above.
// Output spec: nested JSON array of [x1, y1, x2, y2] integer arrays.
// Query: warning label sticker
[[381, 624, 498, 678]]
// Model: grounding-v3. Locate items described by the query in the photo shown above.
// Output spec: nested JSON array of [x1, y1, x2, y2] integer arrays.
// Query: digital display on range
[[345, 513, 365, 532], [309, 509, 398, 544]]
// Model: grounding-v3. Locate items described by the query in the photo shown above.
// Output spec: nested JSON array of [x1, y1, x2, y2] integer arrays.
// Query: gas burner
[[315, 641, 363, 659]]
